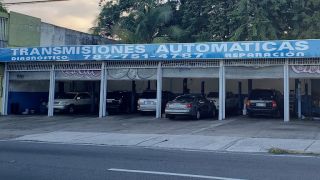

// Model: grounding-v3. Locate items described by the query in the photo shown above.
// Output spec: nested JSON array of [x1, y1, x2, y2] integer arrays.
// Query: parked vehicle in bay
[[207, 92, 239, 112], [107, 91, 137, 114], [137, 90, 176, 113], [165, 94, 217, 120], [246, 89, 284, 117], [54, 92, 92, 113]]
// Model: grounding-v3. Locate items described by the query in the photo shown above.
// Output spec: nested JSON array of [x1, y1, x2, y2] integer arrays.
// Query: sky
[[3, 0, 102, 33]]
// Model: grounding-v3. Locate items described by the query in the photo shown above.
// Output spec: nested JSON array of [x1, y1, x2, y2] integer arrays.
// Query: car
[[137, 90, 176, 113], [107, 91, 137, 114], [207, 92, 239, 113], [246, 89, 284, 117], [54, 92, 93, 113], [165, 94, 217, 120]]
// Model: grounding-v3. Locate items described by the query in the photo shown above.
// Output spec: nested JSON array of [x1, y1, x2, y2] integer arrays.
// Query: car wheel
[[212, 108, 216, 118], [125, 106, 131, 114], [167, 115, 175, 120], [194, 110, 201, 120], [68, 105, 75, 114], [247, 112, 254, 118]]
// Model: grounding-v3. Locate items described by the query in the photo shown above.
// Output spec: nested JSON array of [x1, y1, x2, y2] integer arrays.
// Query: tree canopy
[[94, 0, 320, 43], [0, 0, 7, 13]]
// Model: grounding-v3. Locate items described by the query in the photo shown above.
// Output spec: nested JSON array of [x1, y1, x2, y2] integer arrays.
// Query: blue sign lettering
[[0, 39, 317, 62]]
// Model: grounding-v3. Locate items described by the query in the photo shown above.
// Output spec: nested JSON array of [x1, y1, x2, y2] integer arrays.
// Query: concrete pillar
[[156, 62, 162, 118], [248, 79, 253, 94], [284, 60, 290, 122], [99, 63, 107, 118], [183, 78, 188, 94], [58, 82, 64, 93], [48, 65, 55, 117], [219, 60, 225, 120], [90, 81, 95, 113], [131, 81, 136, 113], [147, 80, 151, 90], [201, 81, 205, 96], [1, 63, 9, 115], [297, 80, 302, 119], [238, 81, 242, 110], [223, 66, 226, 119]]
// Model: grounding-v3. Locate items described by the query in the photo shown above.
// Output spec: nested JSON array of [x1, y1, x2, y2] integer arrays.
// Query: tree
[[0, 0, 7, 13], [286, 0, 320, 39], [95, 0, 320, 43], [94, 0, 180, 43], [226, 0, 285, 41]]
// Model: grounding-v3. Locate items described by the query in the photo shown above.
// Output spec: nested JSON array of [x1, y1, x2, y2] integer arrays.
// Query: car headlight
[[60, 102, 68, 105]]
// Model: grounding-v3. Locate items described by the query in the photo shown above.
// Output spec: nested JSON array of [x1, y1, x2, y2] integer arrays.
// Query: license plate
[[256, 103, 266, 107], [171, 103, 184, 108], [145, 101, 153, 105]]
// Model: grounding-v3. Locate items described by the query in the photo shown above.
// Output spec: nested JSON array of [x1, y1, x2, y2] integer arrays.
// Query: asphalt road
[[0, 141, 319, 180]]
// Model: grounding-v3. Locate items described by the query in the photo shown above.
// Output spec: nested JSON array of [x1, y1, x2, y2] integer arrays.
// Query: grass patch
[[268, 148, 320, 156]]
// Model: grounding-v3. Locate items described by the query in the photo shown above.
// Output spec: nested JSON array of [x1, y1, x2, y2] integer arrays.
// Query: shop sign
[[292, 66, 320, 74], [0, 39, 319, 62], [56, 70, 101, 80]]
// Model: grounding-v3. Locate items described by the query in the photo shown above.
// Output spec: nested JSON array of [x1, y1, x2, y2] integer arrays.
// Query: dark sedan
[[165, 94, 216, 120], [107, 91, 137, 114], [246, 89, 284, 117]]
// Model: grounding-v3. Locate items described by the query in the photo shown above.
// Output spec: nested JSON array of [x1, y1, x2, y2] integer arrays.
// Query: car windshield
[[174, 95, 195, 102], [108, 92, 123, 99], [207, 92, 219, 98], [141, 91, 156, 99], [55, 93, 76, 99], [249, 90, 274, 100]]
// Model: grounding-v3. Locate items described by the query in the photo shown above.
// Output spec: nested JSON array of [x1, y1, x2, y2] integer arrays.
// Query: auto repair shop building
[[0, 39, 320, 122]]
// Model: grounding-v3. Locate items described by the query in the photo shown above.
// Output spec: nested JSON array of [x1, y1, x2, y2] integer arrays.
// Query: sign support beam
[[156, 62, 162, 119], [284, 59, 290, 122], [219, 60, 225, 120], [99, 62, 107, 118], [48, 64, 55, 117], [1, 63, 9, 115]]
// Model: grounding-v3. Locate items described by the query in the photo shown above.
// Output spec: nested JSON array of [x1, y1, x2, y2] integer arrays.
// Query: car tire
[[125, 106, 131, 114], [212, 108, 217, 118], [194, 110, 201, 120], [68, 105, 75, 114], [247, 112, 254, 118], [167, 115, 175, 120]]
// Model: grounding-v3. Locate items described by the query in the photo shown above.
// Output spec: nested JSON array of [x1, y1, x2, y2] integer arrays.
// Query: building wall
[[0, 12, 9, 48], [8, 12, 41, 47], [40, 22, 112, 46], [5, 13, 111, 114]]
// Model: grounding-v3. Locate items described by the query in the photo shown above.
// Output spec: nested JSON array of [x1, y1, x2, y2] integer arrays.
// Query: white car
[[207, 92, 239, 112], [54, 92, 92, 113]]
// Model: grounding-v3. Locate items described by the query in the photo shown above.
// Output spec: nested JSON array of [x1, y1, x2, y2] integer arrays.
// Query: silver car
[[54, 92, 92, 113], [165, 94, 216, 120], [137, 90, 175, 113]]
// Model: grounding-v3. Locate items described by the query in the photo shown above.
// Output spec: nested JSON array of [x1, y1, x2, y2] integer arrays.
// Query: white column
[[297, 81, 302, 119], [48, 64, 55, 117], [99, 62, 107, 118], [156, 62, 162, 118], [1, 63, 9, 115], [219, 60, 225, 120], [284, 60, 290, 122], [222, 65, 226, 119]]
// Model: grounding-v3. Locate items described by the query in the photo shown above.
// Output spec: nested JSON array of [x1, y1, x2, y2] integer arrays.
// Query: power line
[[3, 0, 69, 5]]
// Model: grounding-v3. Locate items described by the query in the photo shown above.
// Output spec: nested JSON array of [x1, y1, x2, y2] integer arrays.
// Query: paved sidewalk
[[13, 131, 320, 153], [2, 115, 320, 154]]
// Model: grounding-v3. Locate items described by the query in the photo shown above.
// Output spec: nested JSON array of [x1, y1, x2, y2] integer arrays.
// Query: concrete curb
[[12, 131, 320, 154]]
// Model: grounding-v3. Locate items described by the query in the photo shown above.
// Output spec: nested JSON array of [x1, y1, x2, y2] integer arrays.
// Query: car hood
[[54, 99, 72, 103]]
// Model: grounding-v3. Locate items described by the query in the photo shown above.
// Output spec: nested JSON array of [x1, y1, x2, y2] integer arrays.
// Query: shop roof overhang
[[0, 39, 319, 62]]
